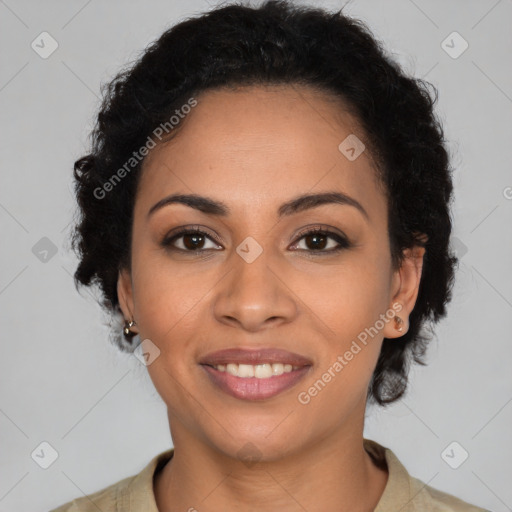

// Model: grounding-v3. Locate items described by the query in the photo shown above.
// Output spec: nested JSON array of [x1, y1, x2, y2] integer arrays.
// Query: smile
[[210, 362, 302, 378], [201, 363, 312, 400]]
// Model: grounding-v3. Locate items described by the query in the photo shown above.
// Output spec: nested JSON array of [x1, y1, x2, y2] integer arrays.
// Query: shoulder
[[48, 448, 174, 512], [48, 473, 135, 512], [408, 474, 490, 511], [364, 438, 490, 512]]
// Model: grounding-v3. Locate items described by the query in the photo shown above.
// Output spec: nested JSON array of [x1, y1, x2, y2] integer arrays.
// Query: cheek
[[301, 256, 391, 339], [300, 256, 390, 397], [131, 248, 213, 332], [130, 257, 209, 416], [296, 273, 388, 415]]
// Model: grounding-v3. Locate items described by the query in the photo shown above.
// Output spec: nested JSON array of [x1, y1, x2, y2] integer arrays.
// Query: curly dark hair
[[70, 0, 457, 406]]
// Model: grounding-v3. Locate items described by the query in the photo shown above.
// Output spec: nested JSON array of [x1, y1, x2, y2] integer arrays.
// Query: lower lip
[[201, 364, 312, 401]]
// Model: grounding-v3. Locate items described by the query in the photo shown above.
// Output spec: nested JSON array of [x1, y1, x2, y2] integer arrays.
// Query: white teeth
[[237, 364, 254, 378], [272, 363, 284, 376], [254, 364, 273, 378], [212, 362, 301, 378]]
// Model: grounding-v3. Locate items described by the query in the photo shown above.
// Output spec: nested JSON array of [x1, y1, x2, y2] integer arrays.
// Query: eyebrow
[[147, 191, 369, 221]]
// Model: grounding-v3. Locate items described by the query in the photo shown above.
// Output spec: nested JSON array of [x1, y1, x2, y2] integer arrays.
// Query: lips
[[198, 347, 313, 367], [201, 363, 311, 401], [198, 347, 313, 401]]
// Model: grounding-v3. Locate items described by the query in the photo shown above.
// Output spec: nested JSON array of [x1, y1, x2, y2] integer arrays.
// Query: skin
[[117, 84, 425, 512]]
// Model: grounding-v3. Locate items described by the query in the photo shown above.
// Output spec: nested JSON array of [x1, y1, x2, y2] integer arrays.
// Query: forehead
[[136, 85, 386, 221]]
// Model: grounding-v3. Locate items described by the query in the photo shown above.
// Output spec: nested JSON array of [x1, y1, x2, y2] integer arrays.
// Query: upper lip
[[199, 348, 313, 367]]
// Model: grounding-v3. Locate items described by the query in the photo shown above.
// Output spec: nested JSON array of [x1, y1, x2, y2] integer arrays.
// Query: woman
[[51, 1, 488, 510]]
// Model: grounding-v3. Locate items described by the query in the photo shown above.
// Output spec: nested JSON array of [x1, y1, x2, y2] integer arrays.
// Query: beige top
[[50, 438, 488, 511]]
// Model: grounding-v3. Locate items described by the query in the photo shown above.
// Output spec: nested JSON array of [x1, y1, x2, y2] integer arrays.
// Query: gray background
[[1, 0, 511, 510]]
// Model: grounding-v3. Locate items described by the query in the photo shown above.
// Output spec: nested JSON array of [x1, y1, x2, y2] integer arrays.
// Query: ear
[[383, 242, 426, 339], [117, 268, 137, 333]]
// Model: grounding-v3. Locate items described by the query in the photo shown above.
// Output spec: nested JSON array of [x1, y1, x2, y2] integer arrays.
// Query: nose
[[212, 247, 298, 332]]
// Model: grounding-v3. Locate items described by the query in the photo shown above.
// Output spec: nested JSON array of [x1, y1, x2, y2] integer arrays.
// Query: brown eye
[[182, 232, 206, 250], [291, 227, 350, 254], [162, 228, 222, 252], [161, 226, 350, 255], [303, 232, 329, 250]]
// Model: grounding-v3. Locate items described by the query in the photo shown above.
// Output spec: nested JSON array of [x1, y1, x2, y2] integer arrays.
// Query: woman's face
[[118, 85, 424, 460]]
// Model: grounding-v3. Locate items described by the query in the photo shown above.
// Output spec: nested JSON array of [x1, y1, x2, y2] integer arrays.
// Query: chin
[[202, 420, 304, 463]]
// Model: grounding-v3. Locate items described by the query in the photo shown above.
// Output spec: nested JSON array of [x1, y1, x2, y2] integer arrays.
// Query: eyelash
[[161, 225, 351, 256]]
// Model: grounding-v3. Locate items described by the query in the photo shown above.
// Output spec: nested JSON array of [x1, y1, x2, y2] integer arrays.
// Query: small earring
[[123, 319, 137, 336], [394, 315, 404, 332]]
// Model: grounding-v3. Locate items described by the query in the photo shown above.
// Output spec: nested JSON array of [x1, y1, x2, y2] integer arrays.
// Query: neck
[[154, 415, 388, 512]]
